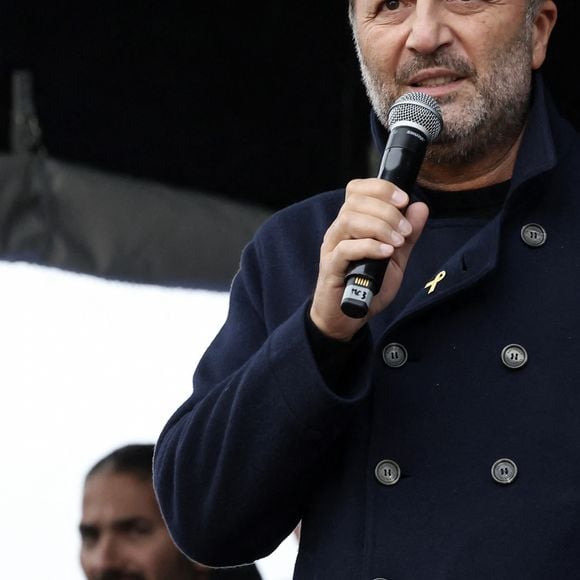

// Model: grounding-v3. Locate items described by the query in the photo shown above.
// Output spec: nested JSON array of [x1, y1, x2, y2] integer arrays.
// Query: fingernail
[[398, 219, 412, 235], [391, 231, 404, 245], [379, 243, 392, 256], [392, 189, 407, 204]]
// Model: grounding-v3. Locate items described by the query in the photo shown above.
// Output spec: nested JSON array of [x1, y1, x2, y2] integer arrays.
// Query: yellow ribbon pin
[[425, 270, 446, 295]]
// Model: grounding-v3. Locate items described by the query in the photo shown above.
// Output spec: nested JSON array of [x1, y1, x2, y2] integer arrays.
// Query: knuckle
[[333, 238, 355, 262], [345, 178, 365, 192], [335, 208, 357, 232]]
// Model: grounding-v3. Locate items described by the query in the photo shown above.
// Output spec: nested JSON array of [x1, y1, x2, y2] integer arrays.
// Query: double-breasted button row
[[375, 458, 518, 486], [382, 343, 529, 370]]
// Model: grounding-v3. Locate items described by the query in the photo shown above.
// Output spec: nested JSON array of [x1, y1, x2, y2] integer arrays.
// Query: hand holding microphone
[[310, 92, 442, 341], [341, 92, 443, 319]]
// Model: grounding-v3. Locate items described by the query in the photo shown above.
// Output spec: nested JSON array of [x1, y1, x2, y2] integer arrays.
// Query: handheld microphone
[[340, 91, 443, 319]]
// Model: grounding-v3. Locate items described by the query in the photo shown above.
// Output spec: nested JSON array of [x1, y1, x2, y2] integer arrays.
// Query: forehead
[[81, 470, 161, 525], [352, 0, 528, 7]]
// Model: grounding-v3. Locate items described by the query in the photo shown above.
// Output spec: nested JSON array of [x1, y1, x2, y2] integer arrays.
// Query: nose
[[405, 2, 453, 55]]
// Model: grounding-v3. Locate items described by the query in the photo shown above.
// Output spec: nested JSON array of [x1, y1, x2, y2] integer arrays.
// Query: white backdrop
[[0, 262, 296, 580]]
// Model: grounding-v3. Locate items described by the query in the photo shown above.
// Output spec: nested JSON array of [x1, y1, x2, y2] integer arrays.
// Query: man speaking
[[153, 1, 580, 578]]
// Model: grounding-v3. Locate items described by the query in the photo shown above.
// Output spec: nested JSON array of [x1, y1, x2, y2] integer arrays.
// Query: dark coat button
[[375, 460, 401, 486], [521, 223, 547, 247], [501, 344, 528, 369], [382, 343, 408, 368], [491, 458, 518, 484]]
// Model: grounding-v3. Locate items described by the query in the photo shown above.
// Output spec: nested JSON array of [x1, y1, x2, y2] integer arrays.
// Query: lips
[[407, 69, 463, 88], [412, 75, 460, 87]]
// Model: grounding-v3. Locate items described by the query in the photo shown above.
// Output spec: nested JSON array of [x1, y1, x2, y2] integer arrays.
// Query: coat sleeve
[[152, 226, 373, 567]]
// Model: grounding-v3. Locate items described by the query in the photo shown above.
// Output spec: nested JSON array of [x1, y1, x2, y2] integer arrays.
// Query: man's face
[[351, 0, 556, 164], [79, 470, 196, 580]]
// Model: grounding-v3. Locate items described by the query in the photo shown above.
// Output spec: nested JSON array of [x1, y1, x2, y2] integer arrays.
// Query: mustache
[[396, 53, 476, 84]]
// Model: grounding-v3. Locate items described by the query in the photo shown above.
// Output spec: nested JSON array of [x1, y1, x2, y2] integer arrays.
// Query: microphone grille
[[387, 92, 443, 143]]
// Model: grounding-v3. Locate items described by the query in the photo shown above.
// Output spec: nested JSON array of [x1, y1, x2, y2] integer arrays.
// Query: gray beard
[[355, 23, 534, 166]]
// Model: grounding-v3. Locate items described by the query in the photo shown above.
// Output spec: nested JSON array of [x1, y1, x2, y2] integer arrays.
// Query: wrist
[[309, 304, 357, 343]]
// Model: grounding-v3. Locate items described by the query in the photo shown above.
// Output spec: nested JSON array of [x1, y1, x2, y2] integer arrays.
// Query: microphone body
[[340, 92, 443, 319]]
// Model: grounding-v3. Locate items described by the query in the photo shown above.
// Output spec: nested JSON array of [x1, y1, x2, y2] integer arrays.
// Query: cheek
[[370, 40, 396, 68], [79, 546, 104, 575], [139, 537, 189, 578], [79, 550, 90, 574], [358, 26, 399, 71]]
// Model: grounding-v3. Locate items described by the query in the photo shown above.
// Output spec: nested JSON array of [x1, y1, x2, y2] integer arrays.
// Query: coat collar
[[371, 73, 578, 338]]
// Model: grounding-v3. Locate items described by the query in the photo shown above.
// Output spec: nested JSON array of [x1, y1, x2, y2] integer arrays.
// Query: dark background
[[1, 1, 578, 213]]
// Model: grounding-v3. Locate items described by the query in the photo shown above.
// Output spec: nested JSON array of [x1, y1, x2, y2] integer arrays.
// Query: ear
[[531, 0, 558, 70]]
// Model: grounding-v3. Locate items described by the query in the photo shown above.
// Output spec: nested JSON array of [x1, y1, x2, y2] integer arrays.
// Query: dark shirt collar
[[415, 180, 511, 219]]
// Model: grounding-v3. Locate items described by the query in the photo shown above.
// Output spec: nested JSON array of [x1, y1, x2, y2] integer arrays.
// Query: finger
[[342, 192, 413, 231], [324, 238, 395, 279], [386, 201, 429, 275], [345, 178, 409, 209], [369, 202, 429, 312], [323, 209, 409, 252], [323, 189, 415, 251]]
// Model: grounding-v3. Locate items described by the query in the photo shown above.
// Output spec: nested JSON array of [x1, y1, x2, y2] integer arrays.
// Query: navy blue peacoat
[[154, 75, 580, 579]]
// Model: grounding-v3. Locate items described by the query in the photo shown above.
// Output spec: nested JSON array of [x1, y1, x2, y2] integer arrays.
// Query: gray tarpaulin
[[0, 152, 270, 290]]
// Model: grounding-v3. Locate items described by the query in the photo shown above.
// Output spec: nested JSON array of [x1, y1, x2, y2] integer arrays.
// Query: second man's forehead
[[80, 515, 154, 531]]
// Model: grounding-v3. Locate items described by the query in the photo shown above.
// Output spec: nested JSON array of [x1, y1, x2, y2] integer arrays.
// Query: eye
[[122, 520, 154, 540], [384, 0, 401, 8], [79, 526, 99, 548]]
